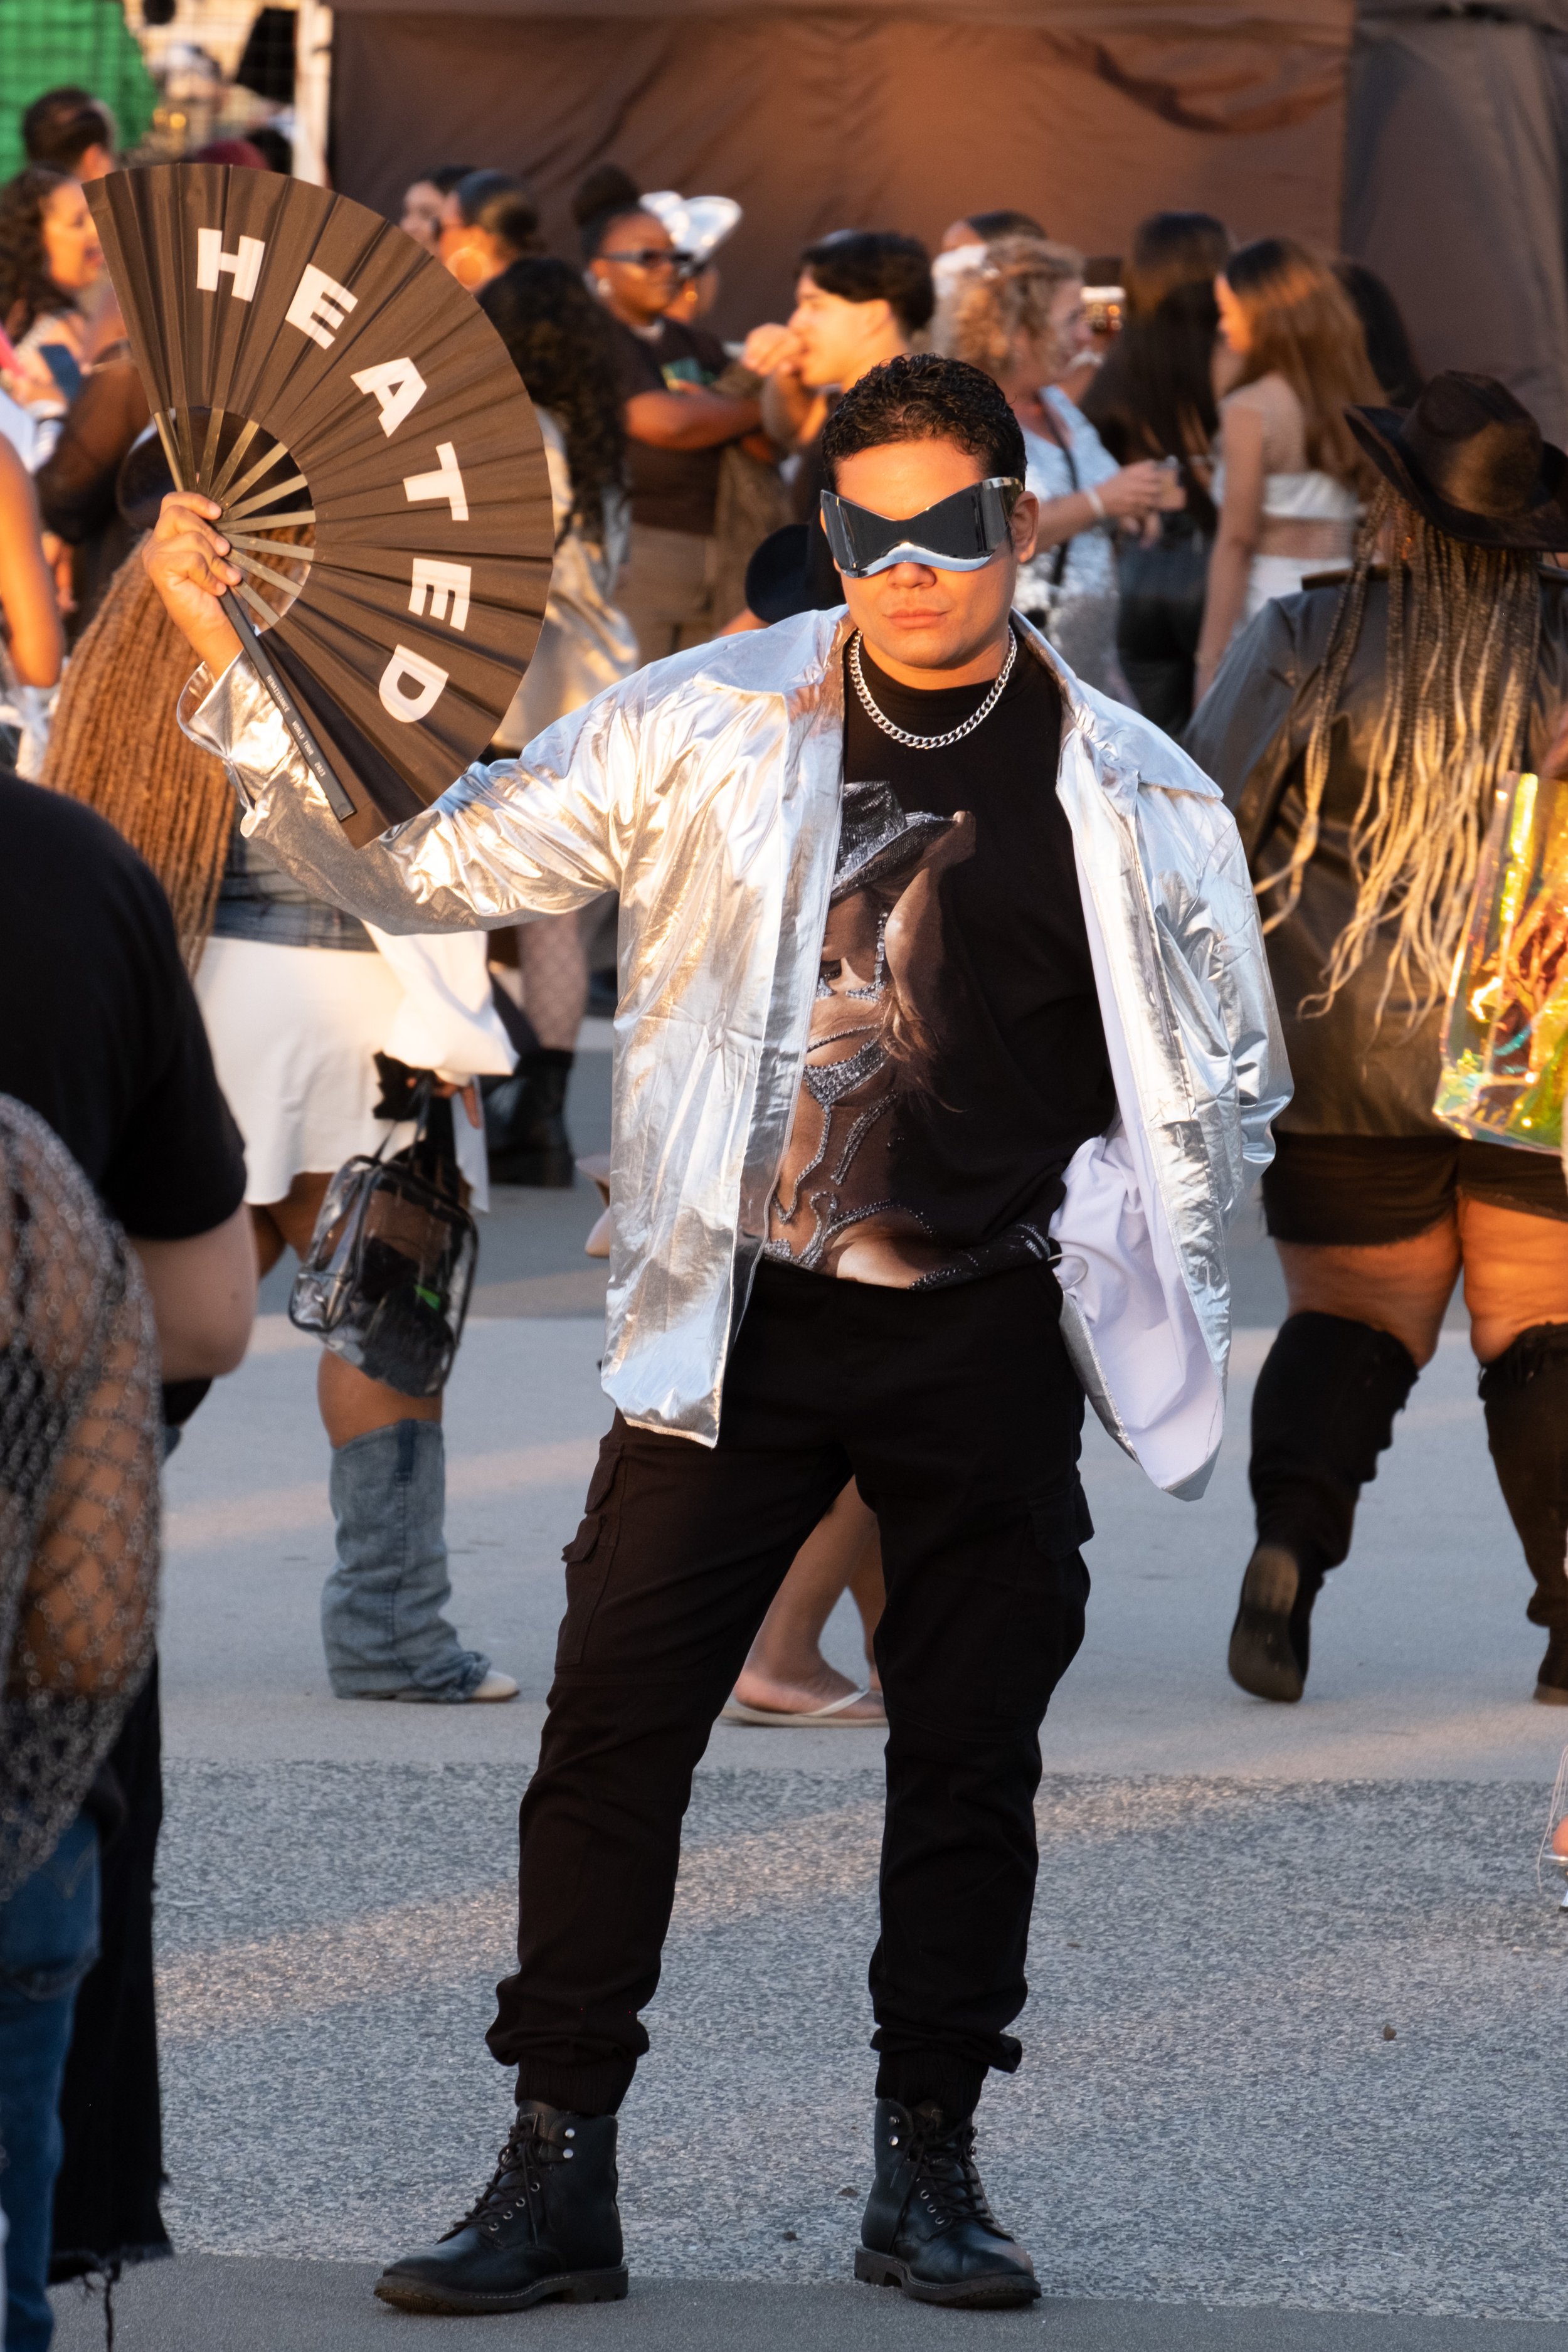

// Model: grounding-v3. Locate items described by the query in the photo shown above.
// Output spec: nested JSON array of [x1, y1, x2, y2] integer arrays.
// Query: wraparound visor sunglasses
[[820, 476, 1024, 576]]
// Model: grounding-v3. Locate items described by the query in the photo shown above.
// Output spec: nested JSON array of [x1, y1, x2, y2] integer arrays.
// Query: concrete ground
[[52, 1041, 1568, 2348]]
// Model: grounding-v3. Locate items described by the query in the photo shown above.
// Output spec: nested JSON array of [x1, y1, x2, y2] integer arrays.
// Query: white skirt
[[196, 935, 488, 1206]]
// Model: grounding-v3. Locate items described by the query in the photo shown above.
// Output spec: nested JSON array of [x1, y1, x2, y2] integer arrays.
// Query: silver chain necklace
[[849, 628, 1016, 751]]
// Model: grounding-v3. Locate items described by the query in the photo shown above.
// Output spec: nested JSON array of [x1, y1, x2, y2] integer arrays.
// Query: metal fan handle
[[219, 590, 356, 826]]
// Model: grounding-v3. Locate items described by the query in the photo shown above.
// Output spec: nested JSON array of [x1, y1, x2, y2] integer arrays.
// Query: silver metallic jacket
[[183, 612, 1288, 1498]]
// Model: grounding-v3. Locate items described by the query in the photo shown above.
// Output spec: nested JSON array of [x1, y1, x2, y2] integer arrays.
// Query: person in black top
[[768, 632, 1111, 1283], [573, 166, 761, 660], [1187, 373, 1568, 1709], [0, 766, 253, 2306], [730, 451, 1110, 1732], [149, 350, 1278, 2321], [367, 357, 1108, 2316], [0, 769, 249, 1278]]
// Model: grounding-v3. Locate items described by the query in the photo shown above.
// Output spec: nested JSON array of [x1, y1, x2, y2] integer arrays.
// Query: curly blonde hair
[[940, 235, 1084, 386]]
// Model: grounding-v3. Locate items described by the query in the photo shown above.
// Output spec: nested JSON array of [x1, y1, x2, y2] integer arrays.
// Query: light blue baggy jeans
[[321, 1420, 490, 1701]]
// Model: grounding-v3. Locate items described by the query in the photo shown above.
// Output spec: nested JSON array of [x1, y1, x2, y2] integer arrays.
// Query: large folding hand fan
[[90, 163, 554, 846]]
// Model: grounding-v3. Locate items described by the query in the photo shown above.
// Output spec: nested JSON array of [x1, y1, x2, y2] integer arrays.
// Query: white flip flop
[[719, 1685, 885, 1727]]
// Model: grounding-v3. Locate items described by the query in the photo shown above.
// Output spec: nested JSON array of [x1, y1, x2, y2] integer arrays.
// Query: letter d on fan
[[379, 644, 449, 723]]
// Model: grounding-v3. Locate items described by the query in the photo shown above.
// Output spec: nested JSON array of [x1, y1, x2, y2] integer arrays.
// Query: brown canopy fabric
[[329, 0, 1354, 337]]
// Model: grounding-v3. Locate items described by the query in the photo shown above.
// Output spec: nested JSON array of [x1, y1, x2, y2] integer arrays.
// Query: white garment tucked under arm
[[366, 928, 516, 1080]]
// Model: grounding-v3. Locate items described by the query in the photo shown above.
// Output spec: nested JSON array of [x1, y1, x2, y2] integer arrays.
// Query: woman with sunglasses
[[573, 165, 763, 661]]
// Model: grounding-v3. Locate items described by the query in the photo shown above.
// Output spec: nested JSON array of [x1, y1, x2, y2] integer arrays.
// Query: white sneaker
[[469, 1670, 519, 1703]]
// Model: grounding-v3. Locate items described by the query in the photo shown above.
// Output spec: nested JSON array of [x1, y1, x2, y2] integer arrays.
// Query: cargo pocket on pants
[[1028, 1475, 1094, 1586], [554, 1449, 622, 1670], [995, 1476, 1093, 1719]]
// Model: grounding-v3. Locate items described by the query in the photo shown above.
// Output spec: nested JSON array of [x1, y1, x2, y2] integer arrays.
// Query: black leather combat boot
[[373, 2100, 627, 2316], [855, 2098, 1040, 2308], [485, 1050, 575, 1187]]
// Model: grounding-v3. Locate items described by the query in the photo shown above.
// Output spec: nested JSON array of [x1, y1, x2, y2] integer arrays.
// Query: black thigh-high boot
[[1477, 1322, 1568, 1704], [1230, 1311, 1419, 1702]]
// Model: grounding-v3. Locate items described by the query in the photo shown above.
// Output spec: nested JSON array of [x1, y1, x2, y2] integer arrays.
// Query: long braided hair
[[1259, 480, 1542, 1017], [40, 553, 234, 970]]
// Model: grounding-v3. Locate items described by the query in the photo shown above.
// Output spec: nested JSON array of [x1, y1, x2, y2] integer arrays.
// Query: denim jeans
[[322, 1419, 489, 1700], [0, 1813, 101, 2352]]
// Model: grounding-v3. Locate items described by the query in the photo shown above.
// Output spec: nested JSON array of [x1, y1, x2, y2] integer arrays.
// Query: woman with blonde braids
[[1187, 372, 1568, 1707]]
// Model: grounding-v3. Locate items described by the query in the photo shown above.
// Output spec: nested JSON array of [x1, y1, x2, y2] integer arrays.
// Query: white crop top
[[1211, 459, 1360, 523]]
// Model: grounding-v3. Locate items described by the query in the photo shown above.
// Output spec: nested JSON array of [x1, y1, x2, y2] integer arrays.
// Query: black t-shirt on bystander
[[610, 315, 734, 538], [0, 771, 246, 1238], [766, 630, 1116, 1287]]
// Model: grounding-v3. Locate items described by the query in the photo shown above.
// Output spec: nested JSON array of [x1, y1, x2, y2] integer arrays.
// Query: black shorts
[[1262, 1131, 1568, 1247]]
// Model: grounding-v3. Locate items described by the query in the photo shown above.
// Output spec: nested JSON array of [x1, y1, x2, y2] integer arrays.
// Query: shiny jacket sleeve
[[1195, 802, 1291, 1179], [179, 655, 631, 937], [1182, 599, 1311, 862]]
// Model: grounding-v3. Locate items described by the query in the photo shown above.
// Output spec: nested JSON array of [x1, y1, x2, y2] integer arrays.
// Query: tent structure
[[1343, 0, 1568, 443], [327, 0, 1356, 336], [326, 0, 1568, 432]]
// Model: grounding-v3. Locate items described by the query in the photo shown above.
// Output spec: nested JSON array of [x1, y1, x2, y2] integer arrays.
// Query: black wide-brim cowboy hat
[[1346, 370, 1568, 551]]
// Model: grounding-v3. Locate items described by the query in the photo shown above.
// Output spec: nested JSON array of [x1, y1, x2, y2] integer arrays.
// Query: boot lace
[[905, 2108, 1000, 2235], [443, 2114, 545, 2243]]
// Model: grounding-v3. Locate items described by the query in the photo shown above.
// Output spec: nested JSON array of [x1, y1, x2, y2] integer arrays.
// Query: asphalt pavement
[[52, 1040, 1568, 2349]]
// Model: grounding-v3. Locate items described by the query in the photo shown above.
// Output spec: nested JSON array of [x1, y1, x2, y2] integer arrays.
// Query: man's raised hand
[[141, 490, 243, 675]]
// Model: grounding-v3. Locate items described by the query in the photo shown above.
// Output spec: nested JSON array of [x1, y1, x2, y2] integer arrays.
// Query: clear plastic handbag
[[289, 1079, 478, 1396], [1436, 769, 1568, 1156]]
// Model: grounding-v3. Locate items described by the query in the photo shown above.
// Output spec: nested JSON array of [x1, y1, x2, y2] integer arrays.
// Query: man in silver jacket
[[146, 354, 1285, 2317]]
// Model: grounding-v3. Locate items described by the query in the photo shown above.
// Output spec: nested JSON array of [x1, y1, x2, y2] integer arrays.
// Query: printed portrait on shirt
[[768, 780, 985, 1287]]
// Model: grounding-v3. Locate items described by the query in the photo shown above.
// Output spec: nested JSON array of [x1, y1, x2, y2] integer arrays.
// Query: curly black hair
[[479, 257, 626, 539], [820, 352, 1025, 489], [0, 166, 77, 340]]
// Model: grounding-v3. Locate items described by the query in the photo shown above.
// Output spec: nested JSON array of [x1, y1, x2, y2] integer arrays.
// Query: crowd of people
[[1, 72, 1566, 2347]]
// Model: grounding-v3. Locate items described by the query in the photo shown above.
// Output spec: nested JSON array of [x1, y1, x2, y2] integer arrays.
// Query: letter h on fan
[[88, 162, 554, 846]]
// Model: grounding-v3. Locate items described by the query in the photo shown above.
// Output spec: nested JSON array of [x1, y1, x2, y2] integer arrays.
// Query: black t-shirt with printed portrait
[[765, 631, 1115, 1287]]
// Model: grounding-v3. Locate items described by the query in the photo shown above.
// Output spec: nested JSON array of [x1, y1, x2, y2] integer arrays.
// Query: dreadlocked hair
[[40, 553, 233, 972], [1263, 480, 1542, 1019]]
